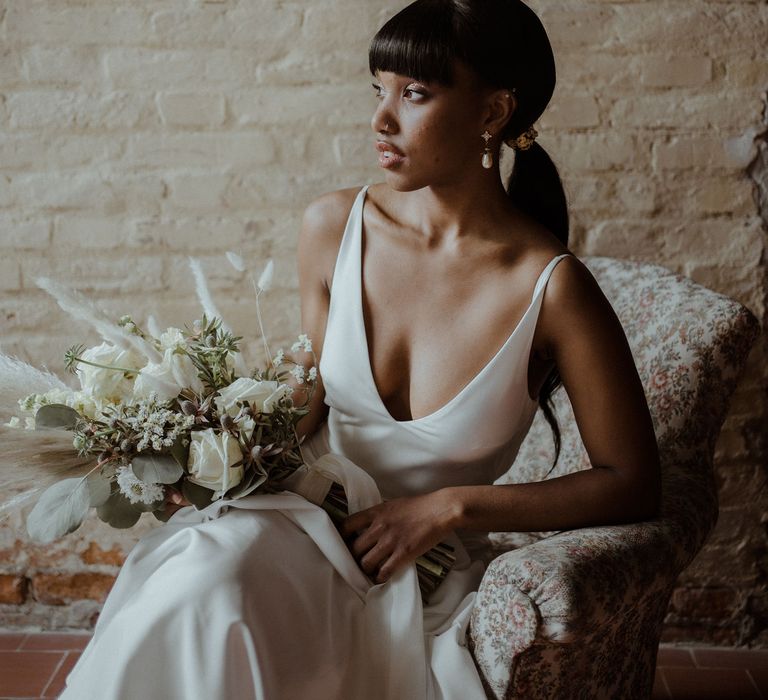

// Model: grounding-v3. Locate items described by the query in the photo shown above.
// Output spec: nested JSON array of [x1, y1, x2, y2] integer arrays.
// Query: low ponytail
[[507, 141, 570, 475], [506, 143, 569, 246]]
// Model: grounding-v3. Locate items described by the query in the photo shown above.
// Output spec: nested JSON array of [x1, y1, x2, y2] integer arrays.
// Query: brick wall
[[0, 1, 766, 647]]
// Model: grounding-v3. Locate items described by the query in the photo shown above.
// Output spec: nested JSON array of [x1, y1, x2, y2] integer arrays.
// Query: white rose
[[214, 378, 290, 417], [78, 342, 143, 402], [133, 348, 204, 402], [186, 428, 244, 498]]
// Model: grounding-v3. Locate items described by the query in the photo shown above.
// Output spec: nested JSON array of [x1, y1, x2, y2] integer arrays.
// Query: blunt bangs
[[368, 1, 463, 85]]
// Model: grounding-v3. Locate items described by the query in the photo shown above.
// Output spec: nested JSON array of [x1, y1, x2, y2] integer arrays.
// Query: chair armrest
[[468, 519, 682, 699]]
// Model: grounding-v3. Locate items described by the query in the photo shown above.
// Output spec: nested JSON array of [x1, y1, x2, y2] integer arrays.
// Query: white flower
[[158, 327, 188, 351], [122, 394, 194, 452], [4, 416, 20, 428], [290, 365, 306, 385], [78, 342, 144, 402], [186, 428, 244, 499], [307, 367, 317, 382], [272, 349, 285, 367], [117, 465, 165, 505], [214, 377, 290, 417], [133, 348, 204, 402], [290, 334, 312, 353]]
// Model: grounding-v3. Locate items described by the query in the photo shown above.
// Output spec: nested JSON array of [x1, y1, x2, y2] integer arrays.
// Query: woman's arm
[[293, 189, 358, 440], [444, 255, 662, 533]]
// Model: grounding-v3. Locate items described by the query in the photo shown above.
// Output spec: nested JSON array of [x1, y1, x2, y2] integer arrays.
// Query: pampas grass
[[36, 277, 161, 363], [0, 424, 92, 522]]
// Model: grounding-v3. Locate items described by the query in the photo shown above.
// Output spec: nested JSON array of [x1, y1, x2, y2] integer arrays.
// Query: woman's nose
[[371, 103, 397, 136]]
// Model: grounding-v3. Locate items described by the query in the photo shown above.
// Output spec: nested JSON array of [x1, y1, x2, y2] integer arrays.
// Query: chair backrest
[[494, 256, 760, 550]]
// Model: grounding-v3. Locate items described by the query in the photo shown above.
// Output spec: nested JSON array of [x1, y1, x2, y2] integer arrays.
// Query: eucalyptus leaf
[[228, 468, 268, 499], [169, 438, 189, 470], [132, 454, 184, 485], [86, 474, 112, 507], [132, 496, 166, 513], [27, 477, 90, 543], [153, 507, 174, 523], [35, 404, 80, 431], [228, 475, 268, 500], [181, 480, 216, 509], [96, 492, 142, 529]]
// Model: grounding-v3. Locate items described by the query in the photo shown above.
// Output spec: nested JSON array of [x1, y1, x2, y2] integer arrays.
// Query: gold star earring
[[481, 131, 493, 169]]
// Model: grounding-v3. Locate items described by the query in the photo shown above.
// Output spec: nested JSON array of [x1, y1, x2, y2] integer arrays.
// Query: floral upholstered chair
[[467, 256, 760, 700]]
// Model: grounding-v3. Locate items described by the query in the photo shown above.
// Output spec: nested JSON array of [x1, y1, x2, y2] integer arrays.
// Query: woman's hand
[[338, 489, 459, 584], [159, 486, 191, 520]]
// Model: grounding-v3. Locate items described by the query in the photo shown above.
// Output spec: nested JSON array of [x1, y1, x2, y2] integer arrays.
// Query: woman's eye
[[403, 86, 427, 101], [371, 83, 384, 99]]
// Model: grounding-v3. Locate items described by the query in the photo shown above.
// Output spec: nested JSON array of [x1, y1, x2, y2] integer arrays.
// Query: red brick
[[80, 542, 126, 566], [31, 573, 116, 606], [0, 574, 28, 604]]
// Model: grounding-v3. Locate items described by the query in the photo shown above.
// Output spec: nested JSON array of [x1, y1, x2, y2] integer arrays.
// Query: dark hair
[[370, 0, 569, 473]]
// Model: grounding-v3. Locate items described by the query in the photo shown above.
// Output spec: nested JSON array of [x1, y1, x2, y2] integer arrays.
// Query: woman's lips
[[375, 141, 405, 168]]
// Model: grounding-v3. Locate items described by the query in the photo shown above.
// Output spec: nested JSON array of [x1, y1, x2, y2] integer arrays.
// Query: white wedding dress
[[60, 186, 571, 700]]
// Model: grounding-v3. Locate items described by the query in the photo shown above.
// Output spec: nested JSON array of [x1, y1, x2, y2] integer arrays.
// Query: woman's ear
[[482, 89, 517, 137]]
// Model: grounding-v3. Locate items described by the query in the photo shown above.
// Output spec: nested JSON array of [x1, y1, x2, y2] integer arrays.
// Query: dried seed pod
[[180, 400, 197, 415], [220, 414, 236, 431]]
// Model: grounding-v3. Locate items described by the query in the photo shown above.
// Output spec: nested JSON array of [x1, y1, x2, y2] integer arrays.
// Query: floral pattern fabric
[[466, 256, 760, 699]]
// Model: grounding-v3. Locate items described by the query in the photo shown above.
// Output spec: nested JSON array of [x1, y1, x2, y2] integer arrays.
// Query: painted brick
[[639, 55, 713, 88], [0, 220, 51, 248], [157, 93, 226, 128]]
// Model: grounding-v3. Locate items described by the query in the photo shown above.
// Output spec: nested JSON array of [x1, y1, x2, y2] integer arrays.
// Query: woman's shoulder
[[535, 249, 624, 354], [298, 186, 364, 284]]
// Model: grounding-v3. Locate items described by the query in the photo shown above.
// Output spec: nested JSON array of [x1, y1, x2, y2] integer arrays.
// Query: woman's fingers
[[359, 540, 393, 579]]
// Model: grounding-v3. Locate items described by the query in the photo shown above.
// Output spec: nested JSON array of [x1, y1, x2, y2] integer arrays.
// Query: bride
[[60, 0, 660, 698]]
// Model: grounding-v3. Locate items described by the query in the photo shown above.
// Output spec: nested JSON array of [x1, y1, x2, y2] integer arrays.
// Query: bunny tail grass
[[0, 353, 69, 421], [36, 277, 161, 363]]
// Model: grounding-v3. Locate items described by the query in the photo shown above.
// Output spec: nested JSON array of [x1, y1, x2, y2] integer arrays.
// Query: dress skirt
[[59, 455, 490, 700]]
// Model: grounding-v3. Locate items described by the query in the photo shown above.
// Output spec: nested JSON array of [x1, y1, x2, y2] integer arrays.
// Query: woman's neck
[[395, 174, 514, 246]]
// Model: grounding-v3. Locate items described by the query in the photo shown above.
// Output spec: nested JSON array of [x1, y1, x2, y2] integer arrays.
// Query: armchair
[[467, 256, 760, 699]]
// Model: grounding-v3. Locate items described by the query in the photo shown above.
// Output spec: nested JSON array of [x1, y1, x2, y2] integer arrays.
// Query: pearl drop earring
[[481, 131, 493, 169]]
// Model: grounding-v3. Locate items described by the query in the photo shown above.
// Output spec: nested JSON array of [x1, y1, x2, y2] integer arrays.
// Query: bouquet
[[1, 254, 454, 601]]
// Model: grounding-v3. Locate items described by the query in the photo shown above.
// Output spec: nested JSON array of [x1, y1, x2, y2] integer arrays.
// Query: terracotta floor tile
[[43, 651, 81, 698], [657, 646, 696, 668], [0, 633, 27, 651], [21, 634, 91, 652], [692, 647, 768, 671], [664, 667, 762, 700], [0, 650, 63, 697], [747, 667, 768, 699], [652, 669, 671, 699]]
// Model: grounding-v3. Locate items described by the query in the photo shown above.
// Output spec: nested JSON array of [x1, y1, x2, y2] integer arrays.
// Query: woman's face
[[370, 61, 491, 191]]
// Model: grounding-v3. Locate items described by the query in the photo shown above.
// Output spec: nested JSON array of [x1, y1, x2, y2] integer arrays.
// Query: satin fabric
[[60, 186, 572, 699]]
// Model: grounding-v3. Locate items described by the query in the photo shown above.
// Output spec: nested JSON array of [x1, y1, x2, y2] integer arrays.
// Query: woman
[[60, 1, 660, 698]]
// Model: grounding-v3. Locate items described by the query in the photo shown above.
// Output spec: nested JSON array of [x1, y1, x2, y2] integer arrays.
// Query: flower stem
[[71, 357, 139, 375]]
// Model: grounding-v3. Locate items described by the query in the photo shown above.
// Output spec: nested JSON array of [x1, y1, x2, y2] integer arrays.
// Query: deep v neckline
[[355, 186, 546, 426]]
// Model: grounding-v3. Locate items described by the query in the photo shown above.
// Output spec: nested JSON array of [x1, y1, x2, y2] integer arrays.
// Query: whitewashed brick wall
[[0, 0, 766, 646]]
